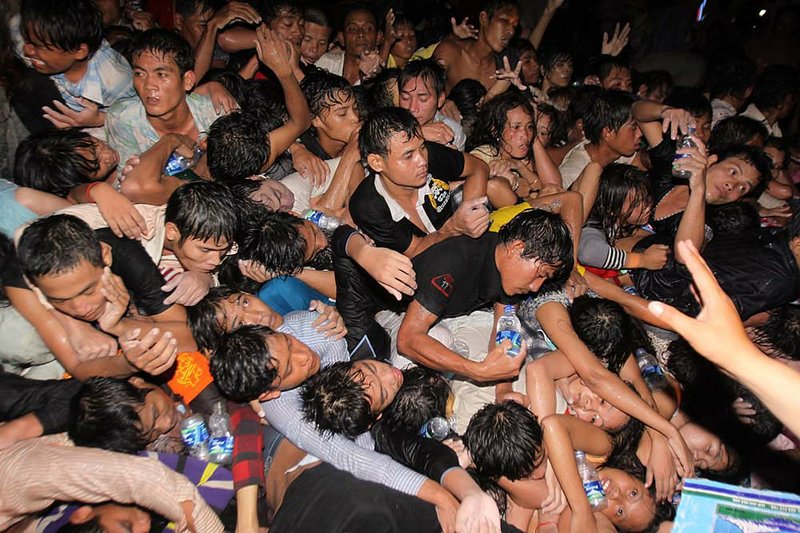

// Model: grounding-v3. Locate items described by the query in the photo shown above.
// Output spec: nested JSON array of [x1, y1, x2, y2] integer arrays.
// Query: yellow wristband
[[576, 265, 586, 276]]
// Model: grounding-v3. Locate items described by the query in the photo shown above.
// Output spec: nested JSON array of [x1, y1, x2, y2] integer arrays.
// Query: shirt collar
[[373, 174, 431, 222]]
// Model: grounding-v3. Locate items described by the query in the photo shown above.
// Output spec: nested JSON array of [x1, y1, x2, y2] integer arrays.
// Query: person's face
[[500, 106, 534, 159], [391, 23, 417, 60], [341, 10, 378, 57], [498, 242, 561, 296], [680, 422, 730, 472], [599, 467, 656, 532], [132, 378, 181, 443], [704, 157, 761, 204], [519, 50, 540, 85], [400, 77, 443, 126], [78, 138, 120, 181], [606, 118, 642, 157], [480, 7, 519, 53], [96, 0, 124, 27], [372, 131, 429, 188], [75, 504, 151, 533], [694, 113, 712, 145], [353, 359, 404, 414], [270, 9, 304, 50], [167, 226, 232, 273], [622, 190, 652, 226], [544, 59, 573, 88], [132, 51, 195, 118], [765, 146, 787, 182], [22, 24, 86, 75], [265, 332, 322, 391], [250, 178, 294, 212], [567, 377, 631, 431], [34, 260, 109, 322], [314, 91, 360, 143], [535, 112, 552, 147], [217, 291, 282, 331], [301, 21, 332, 65], [176, 6, 213, 50], [298, 220, 328, 262], [601, 66, 633, 92]]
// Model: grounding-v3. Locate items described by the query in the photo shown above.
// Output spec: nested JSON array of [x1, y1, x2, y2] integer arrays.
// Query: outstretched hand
[[451, 17, 478, 40], [601, 22, 631, 57]]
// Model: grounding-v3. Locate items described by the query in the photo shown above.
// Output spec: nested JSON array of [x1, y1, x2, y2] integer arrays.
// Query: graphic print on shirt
[[431, 273, 455, 297], [427, 177, 451, 212]]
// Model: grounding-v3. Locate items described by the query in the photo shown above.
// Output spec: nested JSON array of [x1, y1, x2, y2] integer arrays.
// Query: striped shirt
[[262, 311, 428, 497]]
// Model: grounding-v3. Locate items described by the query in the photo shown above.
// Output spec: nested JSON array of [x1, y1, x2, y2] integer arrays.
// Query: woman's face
[[680, 422, 731, 472], [566, 377, 631, 431], [765, 146, 787, 181], [535, 112, 552, 147], [500, 106, 534, 159], [704, 157, 761, 205], [391, 23, 417, 61], [544, 59, 573, 88], [599, 467, 656, 532], [622, 189, 653, 226]]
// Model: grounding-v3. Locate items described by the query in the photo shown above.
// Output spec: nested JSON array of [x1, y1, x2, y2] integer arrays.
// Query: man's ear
[[478, 10, 489, 28], [69, 506, 96, 524], [258, 390, 281, 402], [366, 154, 385, 174], [311, 114, 324, 130], [183, 70, 197, 92], [100, 242, 113, 267], [174, 13, 184, 31], [602, 126, 614, 141], [74, 43, 90, 61], [436, 91, 446, 111], [707, 154, 718, 165], [165, 222, 181, 243]]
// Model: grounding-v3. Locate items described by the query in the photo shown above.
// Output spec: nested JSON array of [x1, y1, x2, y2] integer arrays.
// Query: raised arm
[[529, 0, 564, 49], [631, 99, 694, 149], [253, 26, 312, 168], [673, 136, 709, 263], [192, 2, 261, 80]]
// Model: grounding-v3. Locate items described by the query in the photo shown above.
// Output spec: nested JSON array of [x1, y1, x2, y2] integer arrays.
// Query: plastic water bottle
[[179, 408, 210, 461], [301, 209, 342, 231], [164, 143, 205, 177], [419, 415, 457, 440], [496, 305, 523, 356], [576, 451, 607, 511], [635, 348, 668, 391], [207, 401, 234, 465], [672, 126, 697, 179]]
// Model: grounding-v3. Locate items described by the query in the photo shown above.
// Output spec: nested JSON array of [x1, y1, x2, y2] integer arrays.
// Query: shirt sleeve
[[373, 425, 460, 484], [412, 242, 466, 317], [105, 103, 142, 166], [262, 392, 427, 497], [426, 141, 465, 182], [97, 230, 171, 316], [578, 226, 628, 270], [0, 440, 223, 532]]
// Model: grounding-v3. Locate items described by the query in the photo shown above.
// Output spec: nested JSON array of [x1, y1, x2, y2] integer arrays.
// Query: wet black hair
[[237, 210, 307, 276], [186, 286, 237, 353], [21, 0, 103, 55], [583, 90, 634, 144], [17, 215, 103, 281], [480, 0, 520, 19], [570, 295, 636, 374], [586, 163, 652, 245], [398, 59, 446, 98], [708, 58, 755, 100], [129, 29, 194, 75], [207, 112, 270, 183], [665, 88, 711, 119], [359, 106, 421, 161], [301, 70, 356, 118], [165, 181, 240, 247], [466, 89, 534, 154], [709, 116, 768, 151], [750, 305, 800, 362], [379, 366, 450, 434], [210, 324, 278, 401], [448, 78, 487, 137], [752, 65, 799, 113]]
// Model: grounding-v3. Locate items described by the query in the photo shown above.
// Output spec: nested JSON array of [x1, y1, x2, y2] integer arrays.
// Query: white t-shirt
[[559, 140, 636, 189]]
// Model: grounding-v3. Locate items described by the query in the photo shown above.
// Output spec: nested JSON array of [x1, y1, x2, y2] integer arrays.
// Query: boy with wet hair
[[18, 0, 135, 129], [315, 3, 383, 85]]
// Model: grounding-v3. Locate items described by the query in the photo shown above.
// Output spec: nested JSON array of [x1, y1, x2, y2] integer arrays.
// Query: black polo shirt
[[412, 232, 517, 319], [3, 229, 171, 317], [349, 141, 465, 253]]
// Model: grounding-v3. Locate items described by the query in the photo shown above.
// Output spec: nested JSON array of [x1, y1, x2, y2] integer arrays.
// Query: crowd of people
[[1, 0, 800, 531]]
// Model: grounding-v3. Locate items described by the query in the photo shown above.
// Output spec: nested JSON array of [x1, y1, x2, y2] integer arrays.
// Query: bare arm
[[570, 161, 603, 224], [532, 136, 562, 188], [529, 0, 563, 49]]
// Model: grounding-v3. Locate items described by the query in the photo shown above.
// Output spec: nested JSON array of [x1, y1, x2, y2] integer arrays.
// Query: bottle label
[[180, 421, 209, 447], [496, 330, 522, 356], [303, 210, 324, 226], [164, 153, 188, 176], [208, 434, 234, 456], [641, 364, 664, 378], [583, 480, 606, 505]]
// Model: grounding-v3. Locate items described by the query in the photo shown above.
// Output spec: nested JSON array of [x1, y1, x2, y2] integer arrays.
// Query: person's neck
[[148, 98, 194, 138], [342, 54, 361, 85], [317, 130, 345, 158], [393, 55, 409, 69], [64, 59, 89, 84], [541, 78, 554, 98], [586, 142, 620, 167], [720, 94, 744, 110], [466, 35, 496, 62], [379, 173, 420, 205], [762, 106, 781, 126]]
